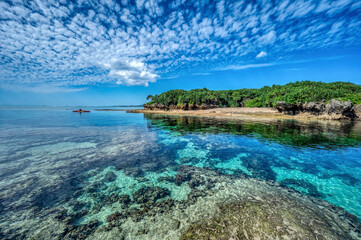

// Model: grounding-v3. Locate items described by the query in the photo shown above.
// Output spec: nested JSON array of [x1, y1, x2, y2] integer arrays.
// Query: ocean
[[0, 106, 360, 239]]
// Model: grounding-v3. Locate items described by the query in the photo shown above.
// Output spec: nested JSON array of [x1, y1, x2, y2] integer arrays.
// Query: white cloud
[[258, 30, 276, 45], [216, 63, 274, 71], [103, 60, 159, 86], [256, 51, 268, 58], [192, 72, 211, 76], [0, 0, 358, 90]]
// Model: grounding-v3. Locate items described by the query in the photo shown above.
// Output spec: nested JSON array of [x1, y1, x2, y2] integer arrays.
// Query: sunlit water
[[0, 106, 360, 239]]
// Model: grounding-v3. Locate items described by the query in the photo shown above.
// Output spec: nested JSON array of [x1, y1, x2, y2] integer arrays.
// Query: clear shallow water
[[0, 106, 360, 239]]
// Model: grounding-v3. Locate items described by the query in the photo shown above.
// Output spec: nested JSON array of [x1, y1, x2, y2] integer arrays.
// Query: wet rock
[[133, 186, 170, 204], [101, 171, 117, 183]]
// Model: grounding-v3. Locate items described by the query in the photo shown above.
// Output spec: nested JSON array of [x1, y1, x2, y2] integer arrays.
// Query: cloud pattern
[[0, 0, 360, 89]]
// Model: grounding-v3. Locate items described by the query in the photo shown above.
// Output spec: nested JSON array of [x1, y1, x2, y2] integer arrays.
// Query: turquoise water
[[0, 106, 360, 239]]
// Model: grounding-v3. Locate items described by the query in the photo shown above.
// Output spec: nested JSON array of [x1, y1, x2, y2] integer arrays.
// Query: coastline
[[126, 107, 360, 121]]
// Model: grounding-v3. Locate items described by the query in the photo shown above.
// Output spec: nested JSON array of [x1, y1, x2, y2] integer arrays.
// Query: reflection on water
[[0, 107, 360, 239], [144, 114, 361, 149]]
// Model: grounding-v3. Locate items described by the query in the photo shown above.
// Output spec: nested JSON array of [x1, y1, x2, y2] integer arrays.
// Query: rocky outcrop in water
[[276, 99, 359, 120]]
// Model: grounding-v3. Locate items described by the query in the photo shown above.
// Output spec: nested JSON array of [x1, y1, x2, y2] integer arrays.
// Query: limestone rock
[[325, 99, 356, 118]]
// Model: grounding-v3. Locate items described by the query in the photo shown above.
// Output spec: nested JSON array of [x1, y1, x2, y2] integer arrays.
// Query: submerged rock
[[157, 175, 175, 182], [175, 165, 217, 189], [132, 186, 170, 204], [104, 193, 131, 206], [101, 171, 117, 183], [180, 199, 360, 240]]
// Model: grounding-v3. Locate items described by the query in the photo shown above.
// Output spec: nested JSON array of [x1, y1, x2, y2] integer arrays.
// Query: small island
[[130, 81, 361, 120]]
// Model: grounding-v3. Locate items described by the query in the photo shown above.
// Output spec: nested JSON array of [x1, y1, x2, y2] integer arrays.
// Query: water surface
[[0, 106, 360, 239]]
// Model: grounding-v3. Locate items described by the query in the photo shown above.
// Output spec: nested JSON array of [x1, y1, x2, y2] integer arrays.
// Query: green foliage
[[146, 81, 361, 107]]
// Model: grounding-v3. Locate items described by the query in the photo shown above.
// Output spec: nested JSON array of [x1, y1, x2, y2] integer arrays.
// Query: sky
[[0, 0, 361, 106]]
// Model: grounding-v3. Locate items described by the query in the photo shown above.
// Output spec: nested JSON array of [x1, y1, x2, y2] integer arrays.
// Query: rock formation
[[276, 99, 359, 120]]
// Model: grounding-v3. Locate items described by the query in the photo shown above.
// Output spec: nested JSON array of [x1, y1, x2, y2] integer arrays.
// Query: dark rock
[[175, 165, 217, 189], [302, 102, 325, 115], [275, 101, 301, 115], [132, 186, 170, 204], [175, 167, 192, 186], [104, 193, 131, 206], [118, 194, 131, 205], [107, 211, 125, 223]]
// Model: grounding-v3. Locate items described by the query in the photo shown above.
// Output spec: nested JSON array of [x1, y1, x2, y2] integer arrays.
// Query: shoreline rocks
[[144, 99, 360, 120], [276, 99, 359, 120]]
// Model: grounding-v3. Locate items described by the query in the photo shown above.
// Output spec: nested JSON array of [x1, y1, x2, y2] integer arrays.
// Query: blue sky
[[0, 0, 360, 106]]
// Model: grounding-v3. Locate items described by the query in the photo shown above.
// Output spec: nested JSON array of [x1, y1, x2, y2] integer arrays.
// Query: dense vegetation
[[146, 81, 361, 107]]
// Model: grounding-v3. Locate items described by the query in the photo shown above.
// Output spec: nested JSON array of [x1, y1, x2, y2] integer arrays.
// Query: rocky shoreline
[[275, 99, 360, 120], [134, 99, 361, 121]]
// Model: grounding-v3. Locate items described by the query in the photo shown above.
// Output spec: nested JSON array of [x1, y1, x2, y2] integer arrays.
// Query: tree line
[[146, 81, 361, 107]]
